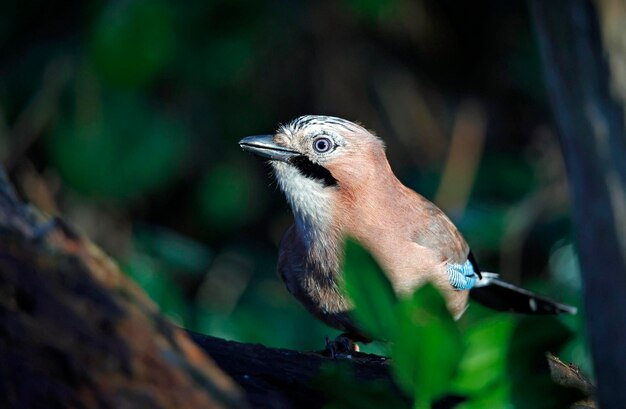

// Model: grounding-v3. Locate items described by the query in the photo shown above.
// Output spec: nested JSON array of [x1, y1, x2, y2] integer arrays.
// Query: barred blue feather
[[447, 260, 478, 290]]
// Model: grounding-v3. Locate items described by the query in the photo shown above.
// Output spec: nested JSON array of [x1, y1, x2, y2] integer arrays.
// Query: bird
[[239, 115, 576, 349]]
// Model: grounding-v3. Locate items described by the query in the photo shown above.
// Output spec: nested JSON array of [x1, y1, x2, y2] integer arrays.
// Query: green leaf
[[456, 382, 511, 409], [341, 239, 398, 340], [452, 315, 516, 395], [391, 284, 463, 409]]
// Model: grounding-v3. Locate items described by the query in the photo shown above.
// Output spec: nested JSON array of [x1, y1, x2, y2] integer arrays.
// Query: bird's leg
[[324, 333, 360, 358]]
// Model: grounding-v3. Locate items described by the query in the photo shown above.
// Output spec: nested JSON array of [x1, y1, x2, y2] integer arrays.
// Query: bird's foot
[[324, 333, 360, 359]]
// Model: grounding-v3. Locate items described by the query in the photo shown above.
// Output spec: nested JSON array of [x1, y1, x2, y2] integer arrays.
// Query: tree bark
[[188, 332, 408, 409], [0, 169, 246, 409], [0, 169, 412, 408], [530, 1, 626, 407]]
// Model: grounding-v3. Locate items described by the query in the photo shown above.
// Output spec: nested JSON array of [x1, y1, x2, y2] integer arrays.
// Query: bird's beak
[[238, 135, 300, 162]]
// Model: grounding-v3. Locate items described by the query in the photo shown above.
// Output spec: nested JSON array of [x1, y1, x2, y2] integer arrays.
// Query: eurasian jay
[[239, 115, 576, 345]]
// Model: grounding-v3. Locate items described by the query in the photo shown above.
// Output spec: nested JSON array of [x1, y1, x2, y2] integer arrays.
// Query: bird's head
[[239, 115, 387, 190]]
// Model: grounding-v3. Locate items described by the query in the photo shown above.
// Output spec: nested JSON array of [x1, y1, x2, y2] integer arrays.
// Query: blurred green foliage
[[48, 94, 187, 201], [0, 0, 591, 406], [452, 314, 515, 408], [339, 241, 583, 408], [90, 0, 175, 88], [392, 284, 463, 408], [196, 162, 261, 230]]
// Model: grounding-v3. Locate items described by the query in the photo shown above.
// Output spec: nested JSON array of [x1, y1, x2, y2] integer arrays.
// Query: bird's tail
[[469, 273, 577, 315]]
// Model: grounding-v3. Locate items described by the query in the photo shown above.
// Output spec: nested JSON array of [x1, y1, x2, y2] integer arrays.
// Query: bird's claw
[[324, 334, 359, 359]]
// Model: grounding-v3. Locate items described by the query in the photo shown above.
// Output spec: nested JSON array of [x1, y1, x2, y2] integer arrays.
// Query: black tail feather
[[469, 276, 577, 315]]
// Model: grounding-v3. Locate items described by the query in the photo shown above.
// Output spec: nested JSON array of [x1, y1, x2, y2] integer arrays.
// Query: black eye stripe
[[289, 156, 337, 187]]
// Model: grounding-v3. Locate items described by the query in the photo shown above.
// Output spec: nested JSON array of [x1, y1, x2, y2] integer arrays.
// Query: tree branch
[[0, 168, 245, 409], [189, 332, 405, 409]]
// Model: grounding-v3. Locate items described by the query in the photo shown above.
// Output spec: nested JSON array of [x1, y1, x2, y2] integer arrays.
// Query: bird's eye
[[313, 137, 333, 153]]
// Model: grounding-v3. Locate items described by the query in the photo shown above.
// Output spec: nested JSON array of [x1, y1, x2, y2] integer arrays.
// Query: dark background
[[0, 0, 587, 374]]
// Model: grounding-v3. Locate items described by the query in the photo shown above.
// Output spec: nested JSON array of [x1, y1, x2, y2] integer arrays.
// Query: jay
[[239, 115, 576, 346]]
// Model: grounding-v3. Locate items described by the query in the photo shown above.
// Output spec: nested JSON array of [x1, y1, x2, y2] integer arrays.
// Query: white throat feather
[[272, 161, 341, 274]]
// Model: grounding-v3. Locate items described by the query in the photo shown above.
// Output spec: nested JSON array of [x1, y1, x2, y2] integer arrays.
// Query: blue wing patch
[[447, 260, 478, 290]]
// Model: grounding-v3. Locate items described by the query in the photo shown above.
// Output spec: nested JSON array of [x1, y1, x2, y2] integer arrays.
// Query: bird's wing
[[410, 197, 481, 290], [406, 198, 576, 314], [410, 198, 469, 262]]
